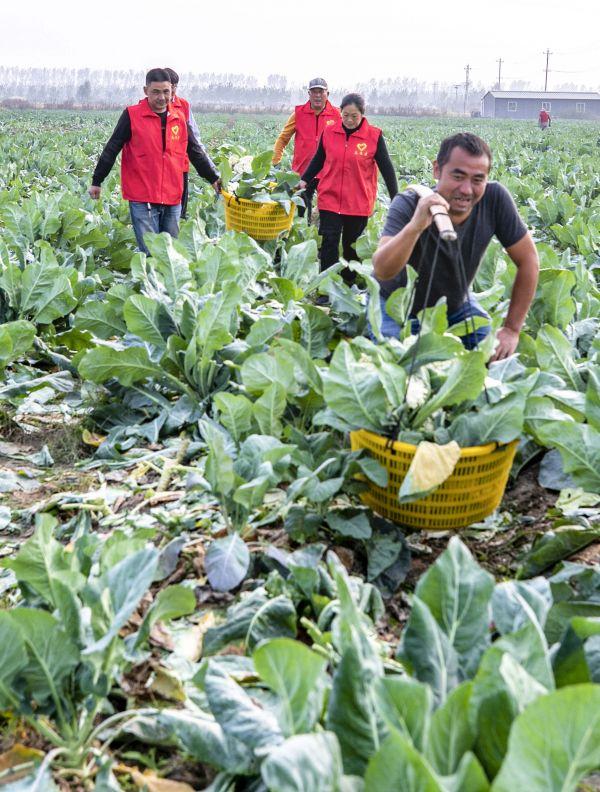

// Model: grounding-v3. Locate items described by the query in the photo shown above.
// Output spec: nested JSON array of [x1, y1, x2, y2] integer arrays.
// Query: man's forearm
[[273, 114, 295, 164], [188, 145, 219, 183], [187, 123, 218, 177], [503, 256, 538, 332], [502, 233, 539, 332], [92, 110, 130, 186], [372, 221, 423, 281]]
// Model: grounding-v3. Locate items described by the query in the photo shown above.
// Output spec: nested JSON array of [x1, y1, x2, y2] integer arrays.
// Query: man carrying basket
[[89, 68, 220, 254], [272, 77, 340, 221], [372, 132, 539, 361]]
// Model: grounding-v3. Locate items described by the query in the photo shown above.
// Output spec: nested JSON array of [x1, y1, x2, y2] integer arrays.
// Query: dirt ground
[[4, 428, 593, 591]]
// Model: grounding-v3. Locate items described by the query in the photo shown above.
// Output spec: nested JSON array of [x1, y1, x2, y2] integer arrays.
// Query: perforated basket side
[[350, 429, 518, 530], [222, 191, 295, 240]]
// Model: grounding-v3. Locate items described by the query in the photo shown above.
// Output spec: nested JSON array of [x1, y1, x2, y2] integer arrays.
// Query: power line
[[551, 68, 598, 74], [550, 44, 600, 56], [478, 49, 600, 88]]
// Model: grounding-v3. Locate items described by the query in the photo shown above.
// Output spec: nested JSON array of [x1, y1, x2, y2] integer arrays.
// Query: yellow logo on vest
[[355, 142, 368, 156], [171, 125, 181, 139], [326, 119, 335, 126]]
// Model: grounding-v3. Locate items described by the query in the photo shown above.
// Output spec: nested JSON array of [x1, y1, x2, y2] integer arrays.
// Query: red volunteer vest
[[173, 95, 191, 173], [292, 100, 340, 175], [121, 99, 188, 205], [317, 118, 381, 216], [174, 95, 191, 120]]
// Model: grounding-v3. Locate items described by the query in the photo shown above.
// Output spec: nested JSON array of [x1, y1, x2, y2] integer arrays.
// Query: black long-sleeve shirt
[[92, 109, 219, 187], [302, 120, 398, 200]]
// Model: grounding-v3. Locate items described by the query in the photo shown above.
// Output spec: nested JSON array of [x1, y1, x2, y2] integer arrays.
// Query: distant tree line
[[0, 66, 593, 114]]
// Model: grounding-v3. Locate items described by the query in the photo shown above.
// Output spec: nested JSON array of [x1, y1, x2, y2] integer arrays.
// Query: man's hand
[[212, 178, 222, 195], [410, 193, 450, 234], [88, 185, 101, 199], [373, 193, 449, 282], [491, 326, 520, 362]]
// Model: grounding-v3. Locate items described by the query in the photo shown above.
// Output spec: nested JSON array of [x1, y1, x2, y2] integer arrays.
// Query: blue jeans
[[379, 294, 491, 350], [129, 201, 182, 254]]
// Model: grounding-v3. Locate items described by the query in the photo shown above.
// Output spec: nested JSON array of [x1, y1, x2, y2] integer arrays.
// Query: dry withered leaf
[[116, 764, 195, 792], [147, 666, 186, 703], [81, 429, 106, 447], [0, 743, 44, 783], [149, 620, 176, 651]]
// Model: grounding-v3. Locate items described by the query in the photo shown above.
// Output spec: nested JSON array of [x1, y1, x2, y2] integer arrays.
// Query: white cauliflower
[[405, 373, 430, 409], [427, 359, 453, 376], [232, 155, 254, 176], [358, 353, 379, 374]]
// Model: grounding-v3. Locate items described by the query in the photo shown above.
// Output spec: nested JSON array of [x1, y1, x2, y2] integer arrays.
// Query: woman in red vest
[[300, 93, 397, 284]]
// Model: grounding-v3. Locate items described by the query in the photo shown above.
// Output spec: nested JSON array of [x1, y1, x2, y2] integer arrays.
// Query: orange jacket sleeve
[[272, 113, 296, 164]]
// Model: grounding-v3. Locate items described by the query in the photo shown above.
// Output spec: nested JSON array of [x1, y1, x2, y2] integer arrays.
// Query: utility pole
[[454, 84, 461, 108], [543, 49, 552, 91], [463, 64, 471, 114], [496, 58, 503, 90]]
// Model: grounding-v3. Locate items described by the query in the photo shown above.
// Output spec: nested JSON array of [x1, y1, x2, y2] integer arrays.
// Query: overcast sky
[[4, 0, 599, 91]]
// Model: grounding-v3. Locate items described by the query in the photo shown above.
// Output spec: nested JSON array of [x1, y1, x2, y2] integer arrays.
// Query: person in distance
[[538, 106, 551, 130]]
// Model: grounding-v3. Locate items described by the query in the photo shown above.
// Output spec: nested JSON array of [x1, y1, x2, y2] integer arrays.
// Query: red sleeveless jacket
[[173, 95, 190, 120], [292, 100, 340, 176], [172, 96, 191, 173], [317, 118, 381, 216], [121, 99, 188, 205]]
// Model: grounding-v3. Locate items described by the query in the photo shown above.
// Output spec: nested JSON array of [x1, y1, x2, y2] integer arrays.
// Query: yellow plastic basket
[[350, 429, 519, 530], [222, 190, 295, 240]]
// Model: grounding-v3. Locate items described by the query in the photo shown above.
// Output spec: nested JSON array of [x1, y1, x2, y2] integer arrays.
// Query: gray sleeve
[[189, 110, 201, 142], [492, 182, 528, 249], [381, 191, 419, 237], [188, 109, 217, 171]]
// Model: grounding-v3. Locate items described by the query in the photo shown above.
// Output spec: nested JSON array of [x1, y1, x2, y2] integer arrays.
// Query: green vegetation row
[[0, 112, 599, 789]]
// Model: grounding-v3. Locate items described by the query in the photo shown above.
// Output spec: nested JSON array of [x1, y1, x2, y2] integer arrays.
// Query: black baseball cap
[[308, 78, 328, 90]]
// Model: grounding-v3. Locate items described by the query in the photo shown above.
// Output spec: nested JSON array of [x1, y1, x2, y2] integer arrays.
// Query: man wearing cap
[[272, 78, 340, 220]]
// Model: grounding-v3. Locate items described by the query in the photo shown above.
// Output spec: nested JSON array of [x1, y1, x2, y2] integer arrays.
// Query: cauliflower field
[[0, 111, 599, 791]]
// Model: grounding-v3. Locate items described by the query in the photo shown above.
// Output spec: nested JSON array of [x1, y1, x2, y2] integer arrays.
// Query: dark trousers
[[180, 172, 189, 219], [319, 210, 368, 283], [378, 293, 491, 349], [298, 178, 318, 222]]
